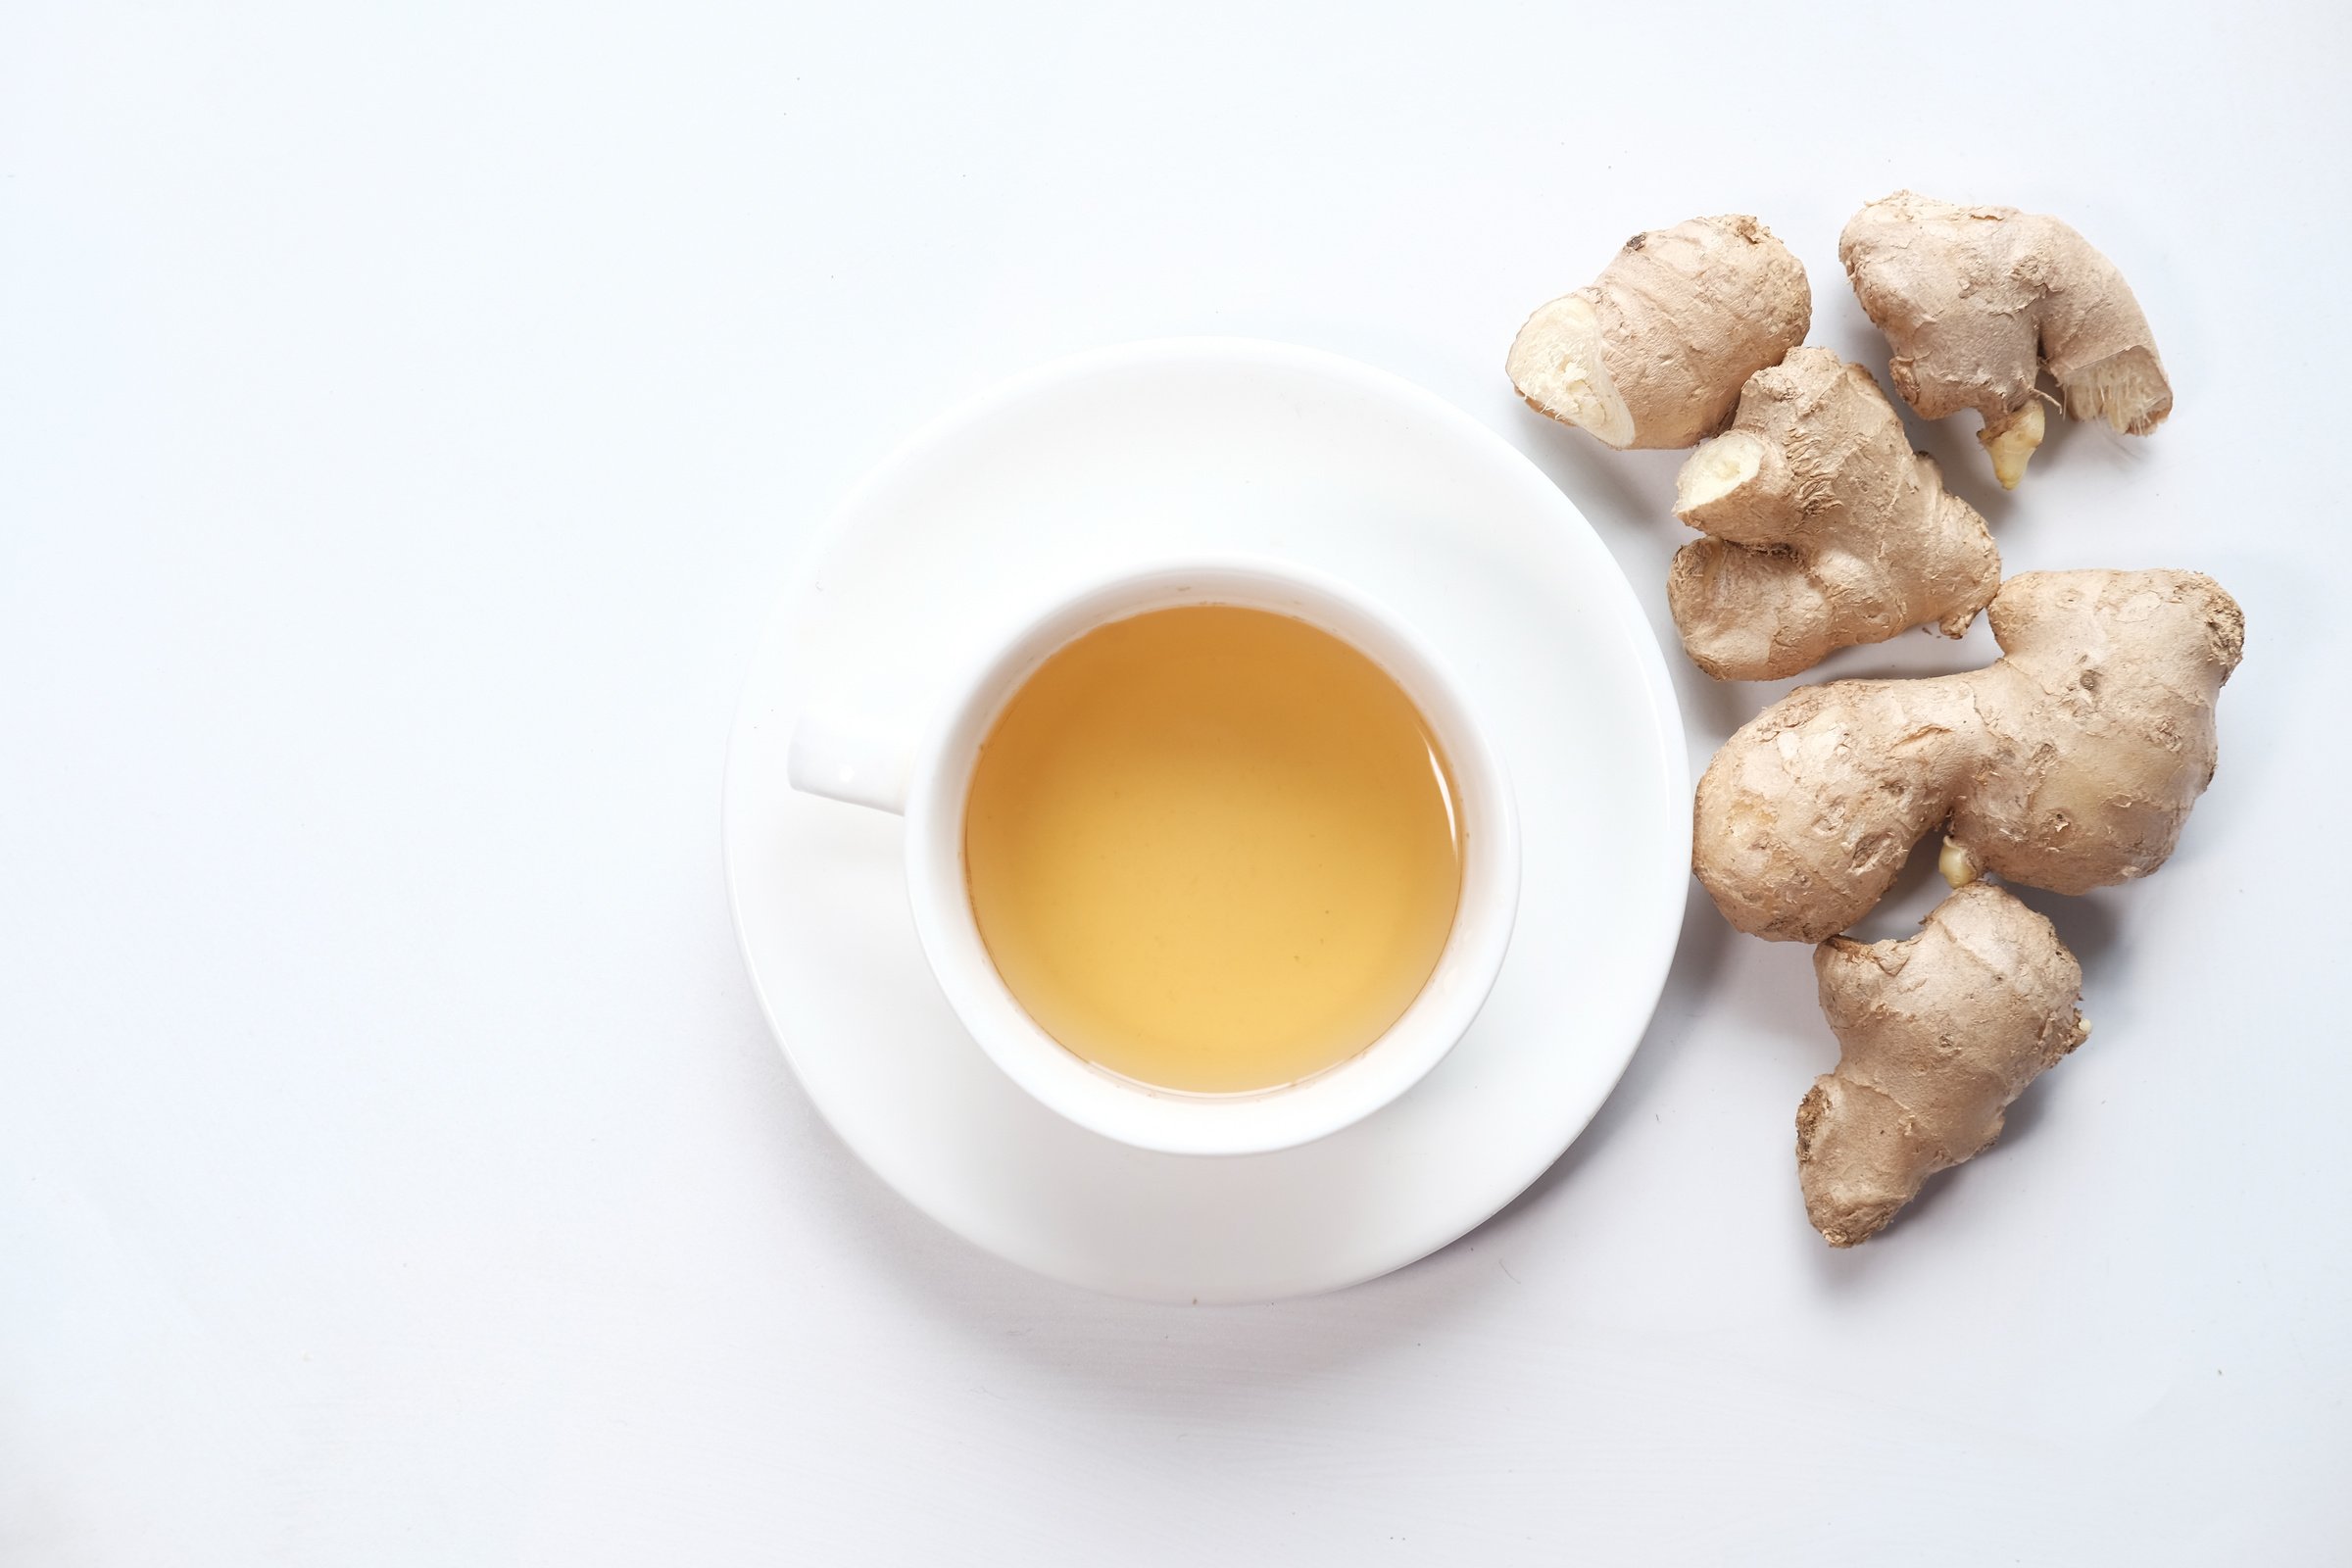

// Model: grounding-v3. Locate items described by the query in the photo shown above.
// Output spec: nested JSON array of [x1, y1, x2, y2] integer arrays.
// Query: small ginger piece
[[1507, 215, 1811, 450], [1694, 568, 2244, 944], [1667, 348, 2000, 680], [1839, 192, 2171, 488], [1799, 883, 2088, 1247]]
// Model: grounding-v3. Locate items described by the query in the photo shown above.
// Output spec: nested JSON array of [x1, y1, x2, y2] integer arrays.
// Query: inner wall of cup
[[918, 564, 1501, 1103]]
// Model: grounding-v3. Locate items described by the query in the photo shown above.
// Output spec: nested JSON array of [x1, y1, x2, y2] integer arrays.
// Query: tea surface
[[963, 604, 1463, 1093]]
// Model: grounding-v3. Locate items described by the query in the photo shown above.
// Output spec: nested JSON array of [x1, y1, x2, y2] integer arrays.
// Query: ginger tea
[[962, 604, 1464, 1094]]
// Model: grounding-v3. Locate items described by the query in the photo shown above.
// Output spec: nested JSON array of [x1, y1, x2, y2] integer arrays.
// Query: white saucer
[[723, 339, 1689, 1302]]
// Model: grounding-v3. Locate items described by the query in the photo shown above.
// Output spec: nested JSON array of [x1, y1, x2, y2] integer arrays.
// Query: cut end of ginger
[[1504, 292, 1636, 448], [2062, 347, 2173, 436], [1674, 431, 1765, 514]]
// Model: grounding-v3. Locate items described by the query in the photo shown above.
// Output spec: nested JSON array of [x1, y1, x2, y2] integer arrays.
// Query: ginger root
[[1694, 568, 2244, 944], [1507, 215, 1811, 450], [1799, 882, 2088, 1247], [1667, 347, 2000, 680], [1839, 192, 2172, 489]]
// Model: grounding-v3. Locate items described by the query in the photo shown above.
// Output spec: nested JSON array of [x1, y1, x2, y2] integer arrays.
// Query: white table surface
[[6, 3, 2347, 1562]]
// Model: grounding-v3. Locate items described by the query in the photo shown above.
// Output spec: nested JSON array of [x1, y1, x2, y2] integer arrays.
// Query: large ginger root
[[1506, 216, 1811, 450], [1799, 882, 2088, 1247], [1839, 192, 2172, 489], [1667, 347, 2000, 680], [1694, 568, 2244, 944]]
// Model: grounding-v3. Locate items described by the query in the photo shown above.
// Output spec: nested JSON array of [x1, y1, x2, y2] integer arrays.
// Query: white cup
[[786, 559, 1520, 1156]]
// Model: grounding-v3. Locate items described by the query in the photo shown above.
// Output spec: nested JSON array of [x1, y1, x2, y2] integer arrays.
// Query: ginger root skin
[[1507, 215, 1811, 450], [1667, 347, 2001, 680], [1799, 883, 2087, 1247], [1839, 192, 2171, 489], [1694, 569, 2245, 944]]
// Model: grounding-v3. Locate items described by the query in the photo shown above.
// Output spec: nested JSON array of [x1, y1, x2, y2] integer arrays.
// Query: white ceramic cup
[[785, 559, 1520, 1157]]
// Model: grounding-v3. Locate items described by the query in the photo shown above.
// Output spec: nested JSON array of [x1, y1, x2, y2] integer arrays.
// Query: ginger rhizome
[[1507, 215, 1811, 450], [1694, 568, 2244, 944], [1667, 348, 2001, 681], [1798, 883, 2088, 1247], [1840, 192, 2172, 489]]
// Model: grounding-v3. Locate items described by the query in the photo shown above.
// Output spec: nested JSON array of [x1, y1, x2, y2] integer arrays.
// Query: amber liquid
[[962, 605, 1464, 1094]]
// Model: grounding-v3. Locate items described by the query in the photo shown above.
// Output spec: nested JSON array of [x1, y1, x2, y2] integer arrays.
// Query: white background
[[6, 1, 2348, 1562]]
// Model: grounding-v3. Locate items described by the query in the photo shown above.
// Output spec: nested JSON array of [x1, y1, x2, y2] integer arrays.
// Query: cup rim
[[898, 556, 1521, 1157]]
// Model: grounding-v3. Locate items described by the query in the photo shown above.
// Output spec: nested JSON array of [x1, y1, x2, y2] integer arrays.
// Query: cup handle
[[786, 714, 911, 816]]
